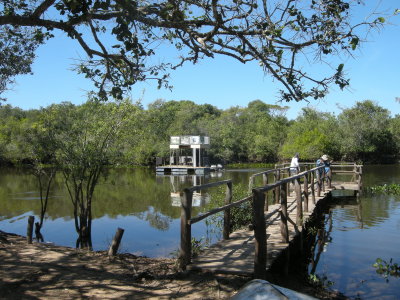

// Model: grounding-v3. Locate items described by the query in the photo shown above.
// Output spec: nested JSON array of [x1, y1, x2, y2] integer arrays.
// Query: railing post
[[322, 168, 326, 192], [179, 189, 193, 269], [248, 175, 255, 194], [274, 170, 280, 204], [327, 168, 332, 188], [357, 166, 363, 195], [295, 177, 303, 227], [223, 182, 233, 240], [317, 167, 322, 197], [252, 189, 267, 279], [311, 171, 316, 204], [263, 173, 269, 211], [280, 182, 289, 243], [303, 174, 309, 212]]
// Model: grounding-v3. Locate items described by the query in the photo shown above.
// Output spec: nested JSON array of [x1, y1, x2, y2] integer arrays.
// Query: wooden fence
[[179, 163, 362, 277]]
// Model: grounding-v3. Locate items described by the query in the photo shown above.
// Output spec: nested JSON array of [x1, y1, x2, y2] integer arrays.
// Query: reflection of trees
[[309, 211, 333, 275], [130, 208, 172, 231], [308, 196, 365, 277]]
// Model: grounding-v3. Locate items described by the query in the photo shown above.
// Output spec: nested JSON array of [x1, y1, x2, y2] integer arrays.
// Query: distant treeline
[[0, 99, 399, 166]]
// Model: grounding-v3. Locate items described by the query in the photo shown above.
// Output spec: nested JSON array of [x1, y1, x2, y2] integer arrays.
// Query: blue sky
[[3, 1, 400, 120]]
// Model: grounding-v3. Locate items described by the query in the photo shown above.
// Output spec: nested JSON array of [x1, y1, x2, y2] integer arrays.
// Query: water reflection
[[308, 188, 400, 299], [0, 167, 228, 257], [2, 165, 400, 298], [161, 174, 212, 207]]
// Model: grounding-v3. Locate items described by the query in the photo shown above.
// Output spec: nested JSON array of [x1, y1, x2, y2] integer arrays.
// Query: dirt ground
[[0, 231, 344, 299]]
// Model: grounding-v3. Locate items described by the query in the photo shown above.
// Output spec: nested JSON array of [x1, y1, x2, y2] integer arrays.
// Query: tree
[[338, 100, 396, 162], [0, 0, 388, 101], [24, 111, 59, 241], [279, 108, 339, 160], [43, 100, 130, 248]]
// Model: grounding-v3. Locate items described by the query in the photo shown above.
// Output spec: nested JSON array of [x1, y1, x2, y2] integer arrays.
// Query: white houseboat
[[156, 135, 212, 175]]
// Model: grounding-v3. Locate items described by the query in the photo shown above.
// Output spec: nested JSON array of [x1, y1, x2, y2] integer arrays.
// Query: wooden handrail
[[189, 196, 252, 225], [180, 161, 363, 273], [185, 179, 231, 192]]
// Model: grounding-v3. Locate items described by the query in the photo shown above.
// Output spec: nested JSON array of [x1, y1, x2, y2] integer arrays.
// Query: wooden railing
[[179, 163, 362, 276]]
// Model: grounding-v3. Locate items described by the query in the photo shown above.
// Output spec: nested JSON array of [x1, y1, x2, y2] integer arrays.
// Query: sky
[[3, 1, 400, 120]]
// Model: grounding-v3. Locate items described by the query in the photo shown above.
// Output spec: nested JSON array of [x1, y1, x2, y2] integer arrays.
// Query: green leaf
[[350, 37, 359, 50]]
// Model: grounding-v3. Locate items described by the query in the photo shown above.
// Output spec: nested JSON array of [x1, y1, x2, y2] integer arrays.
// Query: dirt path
[[0, 231, 249, 299]]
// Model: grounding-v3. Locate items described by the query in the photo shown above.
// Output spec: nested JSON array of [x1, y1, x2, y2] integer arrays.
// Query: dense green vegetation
[[367, 184, 400, 195], [0, 99, 398, 166]]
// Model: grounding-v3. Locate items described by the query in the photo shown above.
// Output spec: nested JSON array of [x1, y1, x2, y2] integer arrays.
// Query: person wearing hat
[[316, 154, 331, 179]]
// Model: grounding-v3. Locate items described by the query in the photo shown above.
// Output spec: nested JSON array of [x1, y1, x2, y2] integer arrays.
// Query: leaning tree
[[0, 0, 392, 101]]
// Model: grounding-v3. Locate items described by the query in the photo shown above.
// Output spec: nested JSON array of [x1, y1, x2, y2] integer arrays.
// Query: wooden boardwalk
[[189, 182, 355, 275]]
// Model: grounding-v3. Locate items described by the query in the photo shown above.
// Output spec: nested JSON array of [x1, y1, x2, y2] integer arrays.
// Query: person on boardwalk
[[290, 153, 300, 175], [316, 154, 331, 179]]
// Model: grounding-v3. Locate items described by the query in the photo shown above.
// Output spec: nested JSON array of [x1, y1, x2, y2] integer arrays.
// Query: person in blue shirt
[[316, 154, 330, 178]]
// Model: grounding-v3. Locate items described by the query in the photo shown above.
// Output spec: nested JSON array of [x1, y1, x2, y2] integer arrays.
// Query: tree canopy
[[1, 99, 398, 165], [0, 0, 388, 101]]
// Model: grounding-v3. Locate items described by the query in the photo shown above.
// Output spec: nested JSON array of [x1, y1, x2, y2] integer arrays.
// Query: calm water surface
[[310, 165, 400, 299], [0, 167, 253, 257], [0, 165, 399, 299]]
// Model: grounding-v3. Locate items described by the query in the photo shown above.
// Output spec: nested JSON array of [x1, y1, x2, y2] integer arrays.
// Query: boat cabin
[[156, 135, 211, 174]]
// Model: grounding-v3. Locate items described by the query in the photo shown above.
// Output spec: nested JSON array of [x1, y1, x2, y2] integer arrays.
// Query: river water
[[0, 165, 399, 298]]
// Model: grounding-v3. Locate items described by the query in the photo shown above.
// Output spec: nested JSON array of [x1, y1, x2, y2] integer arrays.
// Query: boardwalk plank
[[189, 189, 334, 275]]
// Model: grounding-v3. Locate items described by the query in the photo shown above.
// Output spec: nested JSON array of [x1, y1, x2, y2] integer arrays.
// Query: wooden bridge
[[178, 163, 363, 278]]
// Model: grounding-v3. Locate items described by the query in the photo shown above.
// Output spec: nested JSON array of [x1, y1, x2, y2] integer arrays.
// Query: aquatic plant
[[366, 184, 400, 195], [373, 258, 400, 281]]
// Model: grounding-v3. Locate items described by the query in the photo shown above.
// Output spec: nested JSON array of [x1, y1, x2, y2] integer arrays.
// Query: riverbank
[[0, 230, 251, 299], [0, 230, 347, 299]]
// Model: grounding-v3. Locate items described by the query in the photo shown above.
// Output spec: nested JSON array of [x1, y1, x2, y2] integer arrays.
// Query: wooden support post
[[317, 169, 322, 197], [311, 171, 316, 204], [108, 227, 125, 256], [252, 189, 267, 279], [223, 182, 233, 240], [322, 169, 326, 192], [357, 166, 363, 193], [263, 174, 269, 211], [295, 178, 303, 227], [27, 215, 34, 244], [280, 182, 289, 243], [274, 170, 280, 204], [180, 189, 193, 269], [248, 176, 255, 194], [327, 168, 332, 188], [303, 174, 309, 212]]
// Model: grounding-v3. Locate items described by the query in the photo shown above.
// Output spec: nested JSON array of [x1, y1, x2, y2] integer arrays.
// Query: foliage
[[1, 99, 400, 166], [308, 273, 334, 288], [373, 258, 400, 281], [338, 100, 397, 162], [279, 108, 340, 160], [366, 184, 400, 195], [0, 0, 388, 101], [41, 100, 131, 248]]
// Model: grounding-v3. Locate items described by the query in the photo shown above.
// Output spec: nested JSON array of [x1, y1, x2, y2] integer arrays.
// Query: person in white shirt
[[290, 153, 300, 175]]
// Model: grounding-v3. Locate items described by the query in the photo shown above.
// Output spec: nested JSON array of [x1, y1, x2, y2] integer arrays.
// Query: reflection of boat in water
[[210, 171, 224, 178], [210, 164, 224, 172], [156, 174, 212, 207], [170, 192, 211, 207]]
